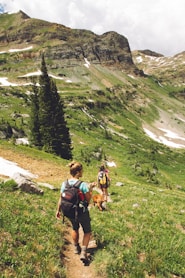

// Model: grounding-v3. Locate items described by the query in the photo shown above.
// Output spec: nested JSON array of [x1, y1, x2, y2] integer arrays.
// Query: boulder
[[12, 173, 44, 195], [115, 182, 124, 187]]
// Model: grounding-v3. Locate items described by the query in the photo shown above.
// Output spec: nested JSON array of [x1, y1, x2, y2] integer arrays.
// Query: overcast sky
[[1, 0, 185, 56]]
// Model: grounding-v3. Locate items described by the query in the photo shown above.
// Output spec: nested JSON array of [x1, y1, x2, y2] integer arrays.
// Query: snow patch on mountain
[[0, 46, 33, 54], [143, 110, 185, 149], [0, 157, 37, 178]]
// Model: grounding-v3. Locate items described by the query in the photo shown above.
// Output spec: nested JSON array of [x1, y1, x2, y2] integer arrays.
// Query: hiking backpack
[[98, 171, 107, 185], [60, 180, 84, 220]]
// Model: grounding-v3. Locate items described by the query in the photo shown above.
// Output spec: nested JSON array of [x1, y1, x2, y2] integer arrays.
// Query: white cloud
[[1, 0, 185, 56]]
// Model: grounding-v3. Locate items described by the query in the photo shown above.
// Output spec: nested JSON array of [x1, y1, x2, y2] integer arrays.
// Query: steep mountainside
[[0, 11, 185, 189]]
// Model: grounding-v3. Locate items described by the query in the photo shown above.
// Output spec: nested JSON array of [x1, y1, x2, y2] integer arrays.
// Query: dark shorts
[[69, 210, 91, 234], [100, 184, 108, 189]]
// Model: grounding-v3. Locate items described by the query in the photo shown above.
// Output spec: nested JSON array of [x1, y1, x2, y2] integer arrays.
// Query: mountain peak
[[17, 10, 30, 19], [138, 49, 164, 57]]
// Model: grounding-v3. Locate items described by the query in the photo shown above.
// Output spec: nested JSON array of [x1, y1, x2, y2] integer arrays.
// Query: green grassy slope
[[0, 181, 66, 277], [1, 160, 185, 277]]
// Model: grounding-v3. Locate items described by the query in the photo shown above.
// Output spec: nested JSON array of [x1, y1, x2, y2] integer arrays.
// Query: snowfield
[[0, 157, 37, 178]]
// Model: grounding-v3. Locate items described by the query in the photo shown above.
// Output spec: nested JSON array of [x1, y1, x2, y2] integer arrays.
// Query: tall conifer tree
[[29, 80, 41, 146], [38, 54, 54, 153], [30, 54, 72, 159]]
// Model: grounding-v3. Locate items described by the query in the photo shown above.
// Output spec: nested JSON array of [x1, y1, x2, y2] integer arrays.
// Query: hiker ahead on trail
[[97, 164, 110, 202], [56, 161, 92, 264]]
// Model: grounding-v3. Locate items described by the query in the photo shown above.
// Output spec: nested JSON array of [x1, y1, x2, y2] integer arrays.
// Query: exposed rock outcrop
[[12, 173, 44, 195]]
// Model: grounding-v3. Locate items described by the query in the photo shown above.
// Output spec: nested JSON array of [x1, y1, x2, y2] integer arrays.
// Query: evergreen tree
[[38, 54, 54, 153], [49, 79, 73, 158], [30, 54, 72, 159], [29, 80, 41, 146]]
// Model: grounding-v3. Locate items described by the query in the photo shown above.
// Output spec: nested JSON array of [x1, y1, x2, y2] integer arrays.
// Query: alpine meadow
[[0, 11, 185, 278]]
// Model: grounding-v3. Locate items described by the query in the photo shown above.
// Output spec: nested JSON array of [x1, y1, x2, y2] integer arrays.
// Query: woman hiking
[[97, 164, 110, 202], [56, 161, 92, 263]]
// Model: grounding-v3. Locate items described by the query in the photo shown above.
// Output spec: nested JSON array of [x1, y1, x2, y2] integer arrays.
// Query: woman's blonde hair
[[68, 161, 83, 177]]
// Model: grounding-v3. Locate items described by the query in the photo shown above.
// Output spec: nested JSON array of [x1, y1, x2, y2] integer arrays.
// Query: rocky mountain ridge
[[0, 10, 141, 75], [1, 11, 185, 87]]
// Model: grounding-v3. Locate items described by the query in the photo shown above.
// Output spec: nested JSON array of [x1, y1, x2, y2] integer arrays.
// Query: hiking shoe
[[80, 251, 88, 263], [74, 244, 81, 254]]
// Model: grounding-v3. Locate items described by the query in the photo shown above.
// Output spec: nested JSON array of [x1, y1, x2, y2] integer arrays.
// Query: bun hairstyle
[[68, 161, 83, 176]]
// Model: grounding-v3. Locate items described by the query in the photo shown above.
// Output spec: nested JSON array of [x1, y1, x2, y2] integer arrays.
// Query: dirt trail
[[62, 194, 111, 278], [63, 225, 102, 278]]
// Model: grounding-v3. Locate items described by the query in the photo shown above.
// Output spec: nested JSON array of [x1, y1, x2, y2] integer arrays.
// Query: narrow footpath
[[62, 188, 111, 278], [62, 226, 102, 278]]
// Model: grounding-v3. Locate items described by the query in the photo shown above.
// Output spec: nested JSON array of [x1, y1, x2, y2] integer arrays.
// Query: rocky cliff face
[[45, 30, 140, 71], [0, 11, 141, 74]]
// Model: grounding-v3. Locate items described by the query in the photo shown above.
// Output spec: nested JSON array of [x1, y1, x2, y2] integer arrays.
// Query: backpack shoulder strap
[[73, 180, 82, 188], [98, 171, 102, 177], [64, 179, 70, 188], [64, 179, 82, 188]]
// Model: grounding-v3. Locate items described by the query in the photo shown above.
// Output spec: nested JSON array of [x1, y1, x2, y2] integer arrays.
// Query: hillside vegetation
[[0, 11, 185, 278], [0, 147, 185, 277]]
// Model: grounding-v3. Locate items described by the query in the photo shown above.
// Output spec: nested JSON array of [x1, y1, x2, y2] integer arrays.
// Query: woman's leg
[[104, 187, 108, 201], [102, 187, 108, 201], [71, 229, 81, 254], [82, 232, 91, 247], [71, 229, 79, 244], [79, 211, 91, 261]]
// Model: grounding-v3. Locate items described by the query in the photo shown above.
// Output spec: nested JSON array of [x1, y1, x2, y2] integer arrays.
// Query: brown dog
[[92, 194, 104, 211]]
